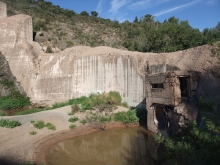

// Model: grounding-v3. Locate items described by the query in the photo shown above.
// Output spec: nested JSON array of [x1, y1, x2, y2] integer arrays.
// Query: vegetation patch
[[33, 120, 45, 129], [154, 97, 220, 165], [68, 117, 78, 123], [16, 108, 46, 115], [0, 119, 21, 128], [114, 110, 139, 124], [69, 124, 76, 129], [100, 116, 112, 123], [80, 119, 87, 125], [29, 131, 37, 135], [0, 112, 5, 116], [45, 122, 56, 130], [0, 79, 30, 111]]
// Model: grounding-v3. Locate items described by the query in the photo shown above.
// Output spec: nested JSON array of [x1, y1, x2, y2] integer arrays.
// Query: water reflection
[[46, 127, 164, 165]]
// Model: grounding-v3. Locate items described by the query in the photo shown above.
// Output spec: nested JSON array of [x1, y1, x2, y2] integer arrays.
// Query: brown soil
[[0, 105, 134, 165]]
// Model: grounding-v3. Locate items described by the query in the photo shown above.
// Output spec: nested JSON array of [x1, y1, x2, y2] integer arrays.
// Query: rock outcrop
[[0, 52, 26, 97], [0, 2, 219, 110]]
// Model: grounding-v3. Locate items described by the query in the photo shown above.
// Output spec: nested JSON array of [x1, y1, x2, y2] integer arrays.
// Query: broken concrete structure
[[0, 2, 220, 111], [0, 2, 6, 18], [146, 63, 200, 133]]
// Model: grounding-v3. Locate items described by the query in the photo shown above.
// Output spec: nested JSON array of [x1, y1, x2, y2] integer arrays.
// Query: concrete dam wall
[[0, 3, 220, 109], [33, 54, 145, 106]]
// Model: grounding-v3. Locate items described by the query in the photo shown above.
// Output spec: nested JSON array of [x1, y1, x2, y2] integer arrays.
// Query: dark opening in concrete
[[179, 77, 188, 97], [151, 83, 163, 89], [155, 104, 174, 130], [33, 32, 36, 41]]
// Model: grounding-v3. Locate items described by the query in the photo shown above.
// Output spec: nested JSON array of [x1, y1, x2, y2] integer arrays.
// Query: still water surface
[[46, 127, 159, 165]]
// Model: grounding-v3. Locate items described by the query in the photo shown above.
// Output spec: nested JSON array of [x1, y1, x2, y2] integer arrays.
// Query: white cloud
[[109, 0, 131, 14], [128, 0, 152, 10], [128, 0, 173, 11], [96, 0, 104, 14], [157, 0, 172, 5], [154, 0, 201, 16], [207, 0, 218, 5]]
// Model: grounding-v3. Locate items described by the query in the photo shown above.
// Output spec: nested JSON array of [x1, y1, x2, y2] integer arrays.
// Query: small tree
[[133, 16, 138, 23], [80, 10, 89, 16], [91, 11, 98, 17]]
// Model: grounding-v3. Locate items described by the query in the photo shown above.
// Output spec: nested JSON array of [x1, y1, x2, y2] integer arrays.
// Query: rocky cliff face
[[0, 3, 219, 109], [0, 52, 26, 96]]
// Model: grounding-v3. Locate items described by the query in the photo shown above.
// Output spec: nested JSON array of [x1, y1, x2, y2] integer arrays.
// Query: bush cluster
[[16, 108, 45, 115], [32, 120, 56, 130], [0, 79, 30, 111], [114, 110, 139, 124], [80, 119, 87, 125], [154, 98, 220, 165], [69, 124, 76, 129], [29, 131, 37, 135], [45, 122, 56, 130], [33, 120, 45, 129], [68, 117, 78, 123], [0, 119, 21, 128]]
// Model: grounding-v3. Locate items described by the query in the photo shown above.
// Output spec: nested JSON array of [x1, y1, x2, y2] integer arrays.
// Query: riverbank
[[0, 105, 135, 165]]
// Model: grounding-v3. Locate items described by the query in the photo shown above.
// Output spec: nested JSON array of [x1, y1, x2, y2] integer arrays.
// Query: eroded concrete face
[[32, 54, 145, 106], [0, 2, 6, 18], [146, 67, 200, 133]]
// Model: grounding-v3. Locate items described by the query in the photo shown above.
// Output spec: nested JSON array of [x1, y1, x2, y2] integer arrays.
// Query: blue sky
[[48, 0, 220, 31]]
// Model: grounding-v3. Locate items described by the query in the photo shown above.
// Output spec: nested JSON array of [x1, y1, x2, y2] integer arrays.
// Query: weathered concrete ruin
[[0, 2, 220, 131], [145, 63, 200, 133]]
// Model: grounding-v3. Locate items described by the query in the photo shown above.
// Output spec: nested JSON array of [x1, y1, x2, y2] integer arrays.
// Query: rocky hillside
[[1, 0, 220, 53]]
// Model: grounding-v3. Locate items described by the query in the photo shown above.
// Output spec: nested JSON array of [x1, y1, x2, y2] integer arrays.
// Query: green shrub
[[69, 124, 76, 129], [0, 111, 5, 116], [121, 101, 128, 108], [0, 79, 14, 88], [100, 116, 111, 122], [29, 131, 37, 135], [33, 120, 45, 129], [114, 110, 139, 124], [0, 79, 30, 111], [30, 120, 35, 123], [45, 122, 56, 130], [68, 117, 78, 123], [16, 108, 45, 115], [52, 102, 68, 109], [0, 90, 30, 110], [80, 119, 87, 125], [0, 119, 21, 128], [108, 91, 122, 105]]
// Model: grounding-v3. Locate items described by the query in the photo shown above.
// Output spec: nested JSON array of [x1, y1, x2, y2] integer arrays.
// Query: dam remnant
[[145, 63, 200, 133], [0, 3, 220, 162]]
